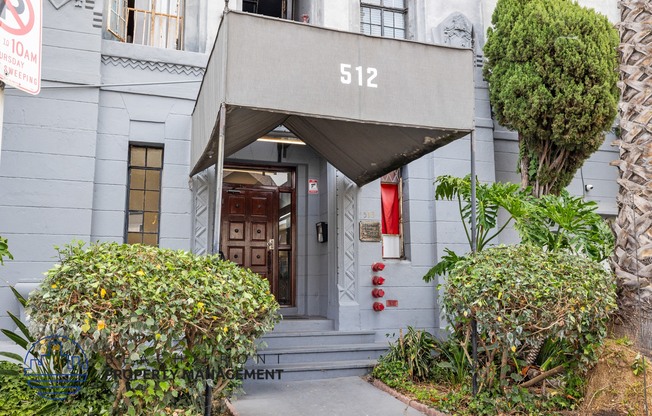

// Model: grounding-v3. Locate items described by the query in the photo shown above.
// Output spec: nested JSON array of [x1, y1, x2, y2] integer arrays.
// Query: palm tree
[[611, 0, 652, 340]]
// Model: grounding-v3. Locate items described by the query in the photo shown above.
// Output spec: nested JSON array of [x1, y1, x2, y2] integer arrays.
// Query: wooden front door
[[221, 186, 278, 296]]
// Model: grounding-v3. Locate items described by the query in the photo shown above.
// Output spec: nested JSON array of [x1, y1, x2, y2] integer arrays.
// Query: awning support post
[[205, 102, 226, 416], [211, 102, 227, 255]]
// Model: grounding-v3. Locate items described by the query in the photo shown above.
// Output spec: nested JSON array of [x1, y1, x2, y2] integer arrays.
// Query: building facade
[[0, 0, 620, 349]]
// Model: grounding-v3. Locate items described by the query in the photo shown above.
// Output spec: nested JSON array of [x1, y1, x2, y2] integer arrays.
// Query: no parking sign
[[0, 0, 42, 94]]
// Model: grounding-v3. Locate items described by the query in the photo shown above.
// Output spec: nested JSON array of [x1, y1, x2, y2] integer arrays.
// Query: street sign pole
[[0, 82, 4, 166]]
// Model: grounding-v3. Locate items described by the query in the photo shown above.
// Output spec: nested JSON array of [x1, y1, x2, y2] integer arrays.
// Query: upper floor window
[[108, 0, 184, 50], [361, 0, 406, 39], [126, 145, 163, 246], [243, 0, 291, 19]]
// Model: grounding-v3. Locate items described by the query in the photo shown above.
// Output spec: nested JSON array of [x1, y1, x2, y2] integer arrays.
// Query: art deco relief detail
[[191, 170, 211, 256], [337, 173, 358, 303], [101, 56, 205, 77], [439, 12, 474, 48]]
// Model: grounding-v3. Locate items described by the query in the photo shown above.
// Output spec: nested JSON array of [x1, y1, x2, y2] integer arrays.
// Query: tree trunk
[[611, 1, 652, 344], [519, 133, 530, 191]]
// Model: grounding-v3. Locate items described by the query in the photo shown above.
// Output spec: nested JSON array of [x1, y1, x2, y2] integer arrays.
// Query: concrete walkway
[[230, 377, 426, 416]]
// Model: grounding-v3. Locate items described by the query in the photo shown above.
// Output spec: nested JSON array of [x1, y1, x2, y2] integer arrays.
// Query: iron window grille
[[108, 0, 184, 50]]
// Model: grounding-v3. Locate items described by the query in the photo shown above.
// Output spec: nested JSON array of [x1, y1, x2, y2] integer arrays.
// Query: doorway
[[220, 166, 295, 306]]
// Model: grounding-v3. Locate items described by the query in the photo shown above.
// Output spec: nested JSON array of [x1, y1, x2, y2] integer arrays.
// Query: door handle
[[267, 239, 274, 274]]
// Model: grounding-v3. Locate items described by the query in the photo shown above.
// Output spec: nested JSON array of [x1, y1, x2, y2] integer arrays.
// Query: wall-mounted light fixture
[[256, 136, 306, 145]]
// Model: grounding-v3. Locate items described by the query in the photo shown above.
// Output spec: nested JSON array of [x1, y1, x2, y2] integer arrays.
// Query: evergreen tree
[[484, 0, 619, 196]]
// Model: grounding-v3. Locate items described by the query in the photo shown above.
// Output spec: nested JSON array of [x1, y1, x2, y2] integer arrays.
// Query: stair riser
[[273, 320, 334, 332], [258, 333, 375, 348], [247, 349, 386, 365], [243, 366, 373, 382]]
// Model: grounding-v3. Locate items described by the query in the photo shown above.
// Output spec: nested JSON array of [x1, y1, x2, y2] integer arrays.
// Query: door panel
[[221, 187, 277, 296]]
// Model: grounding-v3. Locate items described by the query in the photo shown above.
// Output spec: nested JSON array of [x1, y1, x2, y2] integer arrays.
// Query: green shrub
[[372, 360, 410, 390], [383, 327, 437, 381], [443, 244, 616, 392], [27, 242, 280, 415], [515, 190, 614, 262], [0, 360, 112, 416], [432, 338, 471, 385]]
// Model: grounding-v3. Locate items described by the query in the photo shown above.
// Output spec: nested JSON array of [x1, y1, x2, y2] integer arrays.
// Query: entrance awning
[[191, 11, 475, 186]]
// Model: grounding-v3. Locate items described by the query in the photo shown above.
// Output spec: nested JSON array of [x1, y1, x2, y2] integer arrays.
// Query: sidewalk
[[229, 376, 427, 416]]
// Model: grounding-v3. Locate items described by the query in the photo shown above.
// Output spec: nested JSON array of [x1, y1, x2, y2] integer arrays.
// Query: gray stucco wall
[[0, 11, 204, 340], [494, 126, 620, 216], [0, 0, 102, 335], [92, 40, 205, 249]]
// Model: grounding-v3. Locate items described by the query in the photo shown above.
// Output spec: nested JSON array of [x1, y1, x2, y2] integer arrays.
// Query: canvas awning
[[191, 10, 475, 186]]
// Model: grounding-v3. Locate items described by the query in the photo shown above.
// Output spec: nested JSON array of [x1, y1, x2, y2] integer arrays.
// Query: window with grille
[[108, 0, 184, 49], [126, 145, 163, 246], [381, 169, 404, 258], [361, 0, 406, 39]]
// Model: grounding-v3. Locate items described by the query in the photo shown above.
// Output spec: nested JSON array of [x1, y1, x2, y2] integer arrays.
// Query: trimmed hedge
[[443, 244, 616, 390], [27, 242, 280, 415]]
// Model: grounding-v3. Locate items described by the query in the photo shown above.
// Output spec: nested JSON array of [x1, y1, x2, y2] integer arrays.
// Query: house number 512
[[340, 64, 378, 88]]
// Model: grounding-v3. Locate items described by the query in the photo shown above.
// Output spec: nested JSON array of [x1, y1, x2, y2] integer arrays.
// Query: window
[[381, 169, 403, 258], [361, 0, 406, 39], [242, 0, 290, 19], [126, 145, 163, 246], [108, 0, 184, 49]]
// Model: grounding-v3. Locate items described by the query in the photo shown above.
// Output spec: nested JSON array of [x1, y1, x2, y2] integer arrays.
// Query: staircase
[[248, 317, 388, 381]]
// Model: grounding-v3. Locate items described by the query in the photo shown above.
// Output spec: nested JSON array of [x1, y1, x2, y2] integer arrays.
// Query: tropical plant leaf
[[7, 311, 33, 343], [424, 249, 465, 281], [0, 351, 24, 362], [10, 286, 28, 308], [0, 328, 28, 350]]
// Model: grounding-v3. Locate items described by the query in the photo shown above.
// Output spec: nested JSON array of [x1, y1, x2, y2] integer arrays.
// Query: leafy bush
[[0, 360, 113, 416], [372, 360, 411, 390], [383, 327, 437, 381], [27, 242, 280, 415], [432, 338, 471, 385], [433, 175, 527, 252], [515, 190, 614, 262], [443, 244, 616, 392], [425, 176, 614, 280]]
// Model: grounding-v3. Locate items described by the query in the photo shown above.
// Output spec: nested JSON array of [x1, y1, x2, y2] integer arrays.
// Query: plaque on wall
[[359, 221, 381, 242]]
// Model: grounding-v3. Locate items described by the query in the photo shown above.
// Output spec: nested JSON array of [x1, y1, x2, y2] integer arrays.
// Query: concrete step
[[273, 318, 334, 332], [252, 342, 388, 364], [245, 359, 377, 382], [258, 330, 376, 349]]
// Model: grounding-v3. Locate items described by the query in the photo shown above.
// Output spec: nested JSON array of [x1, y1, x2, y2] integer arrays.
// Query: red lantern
[[373, 302, 385, 312]]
